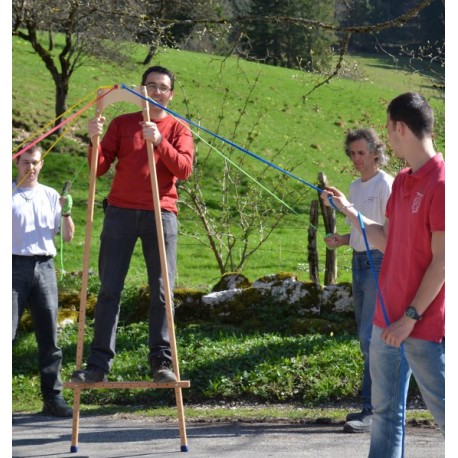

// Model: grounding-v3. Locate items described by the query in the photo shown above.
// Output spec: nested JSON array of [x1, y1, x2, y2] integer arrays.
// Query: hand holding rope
[[320, 186, 352, 213]]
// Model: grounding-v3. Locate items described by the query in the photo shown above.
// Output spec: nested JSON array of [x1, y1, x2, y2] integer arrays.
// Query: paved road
[[12, 412, 446, 457]]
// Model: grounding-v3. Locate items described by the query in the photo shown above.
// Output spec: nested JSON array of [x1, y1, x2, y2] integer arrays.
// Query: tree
[[138, 0, 237, 64], [12, 0, 144, 134], [13, 0, 441, 132], [242, 0, 336, 71], [177, 73, 306, 274], [336, 0, 444, 59]]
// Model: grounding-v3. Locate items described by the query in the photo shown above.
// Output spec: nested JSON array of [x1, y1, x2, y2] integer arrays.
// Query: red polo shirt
[[373, 154, 445, 342]]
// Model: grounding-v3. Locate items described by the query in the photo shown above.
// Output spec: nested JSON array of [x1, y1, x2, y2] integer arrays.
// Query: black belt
[[13, 254, 53, 261]]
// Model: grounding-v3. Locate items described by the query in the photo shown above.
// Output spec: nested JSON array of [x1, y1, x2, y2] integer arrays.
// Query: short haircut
[[387, 92, 434, 140], [141, 66, 175, 90], [344, 128, 388, 166], [16, 143, 43, 164]]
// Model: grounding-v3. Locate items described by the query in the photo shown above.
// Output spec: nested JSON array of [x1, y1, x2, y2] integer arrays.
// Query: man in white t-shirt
[[324, 128, 393, 433], [12, 144, 75, 417]]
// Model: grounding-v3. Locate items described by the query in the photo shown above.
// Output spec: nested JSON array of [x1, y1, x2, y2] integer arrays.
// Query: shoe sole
[[153, 372, 177, 383], [71, 371, 107, 383], [153, 376, 177, 383], [42, 404, 73, 417], [343, 424, 371, 433], [42, 409, 73, 418], [71, 377, 107, 383]]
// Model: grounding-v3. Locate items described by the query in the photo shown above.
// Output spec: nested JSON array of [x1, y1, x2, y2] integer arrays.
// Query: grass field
[[11, 36, 444, 416], [12, 37, 445, 290]]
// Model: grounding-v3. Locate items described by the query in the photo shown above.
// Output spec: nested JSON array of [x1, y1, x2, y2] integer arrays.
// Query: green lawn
[[12, 38, 444, 289]]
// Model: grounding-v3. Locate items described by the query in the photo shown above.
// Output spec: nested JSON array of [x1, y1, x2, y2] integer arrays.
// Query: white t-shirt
[[348, 170, 394, 252], [12, 182, 61, 256]]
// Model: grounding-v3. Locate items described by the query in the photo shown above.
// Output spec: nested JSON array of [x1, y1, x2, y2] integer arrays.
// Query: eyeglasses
[[145, 83, 172, 94]]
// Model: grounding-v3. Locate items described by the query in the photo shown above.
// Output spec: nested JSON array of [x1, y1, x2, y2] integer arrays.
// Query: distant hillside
[[12, 38, 445, 289]]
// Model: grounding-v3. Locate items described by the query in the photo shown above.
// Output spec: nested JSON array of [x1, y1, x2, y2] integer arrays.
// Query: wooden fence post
[[317, 172, 337, 285], [308, 200, 319, 284]]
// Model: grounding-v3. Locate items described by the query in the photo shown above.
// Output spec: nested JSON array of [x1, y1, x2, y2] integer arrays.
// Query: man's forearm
[[61, 216, 75, 242]]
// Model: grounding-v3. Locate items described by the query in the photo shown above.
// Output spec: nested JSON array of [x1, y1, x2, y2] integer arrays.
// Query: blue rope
[[357, 212, 407, 457]]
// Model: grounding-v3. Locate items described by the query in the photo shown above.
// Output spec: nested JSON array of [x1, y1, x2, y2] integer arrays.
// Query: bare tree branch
[[154, 0, 433, 34], [302, 31, 352, 100]]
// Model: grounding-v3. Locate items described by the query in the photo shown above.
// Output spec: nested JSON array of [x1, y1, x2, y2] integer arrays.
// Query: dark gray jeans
[[87, 205, 178, 373], [12, 255, 64, 401]]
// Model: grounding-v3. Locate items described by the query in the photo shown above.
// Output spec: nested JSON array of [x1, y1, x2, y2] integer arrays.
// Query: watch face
[[406, 307, 420, 320]]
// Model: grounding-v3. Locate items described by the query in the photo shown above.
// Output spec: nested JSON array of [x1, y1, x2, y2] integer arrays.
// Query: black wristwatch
[[405, 306, 422, 321]]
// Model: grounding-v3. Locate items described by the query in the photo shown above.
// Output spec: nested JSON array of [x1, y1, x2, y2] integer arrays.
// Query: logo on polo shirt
[[412, 192, 424, 213]]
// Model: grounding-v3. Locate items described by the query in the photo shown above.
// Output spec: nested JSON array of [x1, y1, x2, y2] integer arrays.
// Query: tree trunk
[[317, 172, 337, 285], [54, 80, 68, 137], [143, 46, 157, 65], [48, 30, 54, 51]]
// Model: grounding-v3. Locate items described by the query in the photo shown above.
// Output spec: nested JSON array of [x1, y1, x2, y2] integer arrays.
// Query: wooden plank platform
[[64, 380, 190, 389]]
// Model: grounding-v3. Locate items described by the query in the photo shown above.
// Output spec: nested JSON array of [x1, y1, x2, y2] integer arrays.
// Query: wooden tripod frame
[[63, 85, 190, 453]]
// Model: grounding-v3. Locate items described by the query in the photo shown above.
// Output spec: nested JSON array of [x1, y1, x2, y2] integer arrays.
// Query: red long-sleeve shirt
[[88, 111, 194, 214]]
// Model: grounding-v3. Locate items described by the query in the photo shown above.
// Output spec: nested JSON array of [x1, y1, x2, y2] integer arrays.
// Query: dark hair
[[141, 66, 175, 90], [344, 128, 388, 166], [387, 92, 434, 140]]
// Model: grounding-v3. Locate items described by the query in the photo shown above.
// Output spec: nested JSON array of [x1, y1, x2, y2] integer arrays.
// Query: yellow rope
[[12, 92, 96, 154]]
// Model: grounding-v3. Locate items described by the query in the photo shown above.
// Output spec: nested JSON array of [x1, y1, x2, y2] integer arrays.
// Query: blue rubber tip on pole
[[181, 444, 189, 452], [70, 445, 78, 453]]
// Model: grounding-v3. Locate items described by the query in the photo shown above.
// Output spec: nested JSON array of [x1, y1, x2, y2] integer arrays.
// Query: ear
[[395, 121, 407, 136]]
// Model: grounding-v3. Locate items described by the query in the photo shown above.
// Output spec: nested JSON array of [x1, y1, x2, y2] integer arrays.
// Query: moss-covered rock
[[211, 272, 251, 292], [321, 283, 353, 317], [203, 287, 266, 325], [174, 287, 206, 322], [21, 272, 357, 337], [57, 308, 79, 330]]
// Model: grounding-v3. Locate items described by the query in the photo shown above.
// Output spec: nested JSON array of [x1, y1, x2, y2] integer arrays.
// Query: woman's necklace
[[16, 185, 37, 202]]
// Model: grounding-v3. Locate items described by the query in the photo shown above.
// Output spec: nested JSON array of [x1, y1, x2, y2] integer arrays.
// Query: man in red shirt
[[72, 66, 194, 384], [321, 92, 444, 457]]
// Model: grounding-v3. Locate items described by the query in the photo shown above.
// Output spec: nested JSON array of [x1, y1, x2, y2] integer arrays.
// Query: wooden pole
[[69, 88, 105, 453], [317, 172, 337, 285], [308, 200, 320, 284], [140, 86, 188, 451]]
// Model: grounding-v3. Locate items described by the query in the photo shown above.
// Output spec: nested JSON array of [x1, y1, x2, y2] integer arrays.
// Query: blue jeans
[[369, 326, 445, 458], [12, 255, 64, 401], [352, 249, 383, 411], [87, 205, 178, 372]]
